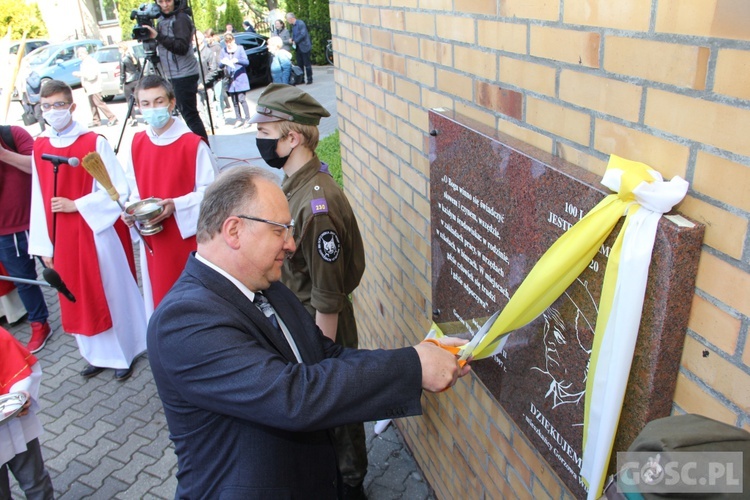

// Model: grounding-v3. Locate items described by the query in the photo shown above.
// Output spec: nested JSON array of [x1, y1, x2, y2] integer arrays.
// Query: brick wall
[[330, 1, 750, 497]]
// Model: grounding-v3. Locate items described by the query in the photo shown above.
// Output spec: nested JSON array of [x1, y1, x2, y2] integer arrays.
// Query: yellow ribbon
[[464, 158, 653, 360]]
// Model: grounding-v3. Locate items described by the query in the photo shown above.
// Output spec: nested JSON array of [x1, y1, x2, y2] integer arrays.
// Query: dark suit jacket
[[147, 254, 423, 499]]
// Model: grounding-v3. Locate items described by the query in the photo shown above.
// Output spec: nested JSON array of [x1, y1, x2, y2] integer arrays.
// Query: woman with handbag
[[219, 33, 251, 129]]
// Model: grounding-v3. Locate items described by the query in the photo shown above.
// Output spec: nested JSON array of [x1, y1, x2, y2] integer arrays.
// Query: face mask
[[256, 137, 292, 169], [43, 109, 72, 130], [142, 106, 172, 129]]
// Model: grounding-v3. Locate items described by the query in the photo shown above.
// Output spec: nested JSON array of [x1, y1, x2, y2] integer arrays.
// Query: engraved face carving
[[532, 278, 595, 411]]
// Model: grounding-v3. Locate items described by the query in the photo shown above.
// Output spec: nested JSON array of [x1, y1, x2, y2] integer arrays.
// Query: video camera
[[130, 3, 162, 41]]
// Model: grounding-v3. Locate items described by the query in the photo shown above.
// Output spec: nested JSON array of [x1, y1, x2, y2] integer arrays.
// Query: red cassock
[[0, 326, 36, 396], [0, 262, 15, 296], [33, 133, 136, 336], [131, 132, 201, 308]]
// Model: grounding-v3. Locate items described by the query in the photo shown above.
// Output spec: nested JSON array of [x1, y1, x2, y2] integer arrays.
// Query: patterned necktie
[[254, 292, 281, 332]]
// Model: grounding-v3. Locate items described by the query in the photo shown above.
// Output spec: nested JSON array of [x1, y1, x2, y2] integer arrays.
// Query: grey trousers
[[0, 438, 54, 500]]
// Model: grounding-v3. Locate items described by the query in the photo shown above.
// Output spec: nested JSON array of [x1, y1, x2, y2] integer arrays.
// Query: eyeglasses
[[40, 101, 72, 111], [236, 215, 295, 241]]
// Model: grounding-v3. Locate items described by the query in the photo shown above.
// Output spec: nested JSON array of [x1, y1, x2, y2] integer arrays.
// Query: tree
[[192, 0, 219, 32], [219, 0, 244, 32], [117, 0, 142, 41], [0, 0, 48, 38]]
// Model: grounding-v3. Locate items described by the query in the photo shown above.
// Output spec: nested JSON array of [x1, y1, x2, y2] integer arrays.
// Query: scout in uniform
[[248, 84, 368, 499]]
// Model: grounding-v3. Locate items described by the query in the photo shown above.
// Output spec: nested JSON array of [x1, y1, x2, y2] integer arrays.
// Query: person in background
[[122, 75, 216, 319], [242, 20, 256, 33], [248, 83, 369, 498], [219, 33, 251, 129], [225, 23, 234, 34], [205, 30, 226, 127], [119, 42, 142, 127], [0, 124, 51, 353], [147, 165, 471, 498], [271, 19, 293, 52], [28, 80, 147, 382], [195, 30, 220, 130], [0, 327, 54, 499], [24, 71, 45, 135], [74, 47, 118, 128], [268, 36, 292, 85], [146, 0, 208, 141], [286, 12, 313, 84]]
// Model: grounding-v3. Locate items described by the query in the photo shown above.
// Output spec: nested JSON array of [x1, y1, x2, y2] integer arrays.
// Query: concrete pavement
[[3, 66, 435, 499]]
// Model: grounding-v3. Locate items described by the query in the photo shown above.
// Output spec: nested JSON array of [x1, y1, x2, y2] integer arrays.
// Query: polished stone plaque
[[428, 109, 704, 497]]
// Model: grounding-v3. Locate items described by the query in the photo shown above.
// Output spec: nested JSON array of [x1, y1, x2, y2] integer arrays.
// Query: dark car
[[220, 32, 271, 87]]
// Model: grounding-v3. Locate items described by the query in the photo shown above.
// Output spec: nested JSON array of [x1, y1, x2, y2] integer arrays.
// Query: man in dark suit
[[147, 166, 470, 499]]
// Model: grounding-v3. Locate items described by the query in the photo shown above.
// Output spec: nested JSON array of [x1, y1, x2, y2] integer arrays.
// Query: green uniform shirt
[[281, 156, 365, 347]]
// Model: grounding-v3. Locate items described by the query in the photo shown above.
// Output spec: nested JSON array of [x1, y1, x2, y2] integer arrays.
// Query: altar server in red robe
[[0, 327, 54, 499], [28, 80, 147, 382], [122, 75, 217, 319]]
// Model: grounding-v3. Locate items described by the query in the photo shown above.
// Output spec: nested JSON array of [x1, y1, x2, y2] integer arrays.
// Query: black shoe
[[114, 366, 133, 381], [80, 364, 105, 378], [306, 81, 313, 85], [341, 482, 366, 500]]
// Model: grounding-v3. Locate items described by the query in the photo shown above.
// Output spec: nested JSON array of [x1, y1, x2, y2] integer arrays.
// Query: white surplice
[[28, 121, 147, 369], [0, 364, 43, 466]]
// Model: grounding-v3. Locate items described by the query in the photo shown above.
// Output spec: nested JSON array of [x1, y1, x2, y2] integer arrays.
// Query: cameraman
[[145, 0, 208, 141]]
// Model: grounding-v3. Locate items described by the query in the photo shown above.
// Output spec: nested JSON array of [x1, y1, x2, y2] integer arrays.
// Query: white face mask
[[43, 109, 72, 131]]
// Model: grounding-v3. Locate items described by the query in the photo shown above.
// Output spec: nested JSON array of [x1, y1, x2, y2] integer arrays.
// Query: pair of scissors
[[421, 338, 467, 367]]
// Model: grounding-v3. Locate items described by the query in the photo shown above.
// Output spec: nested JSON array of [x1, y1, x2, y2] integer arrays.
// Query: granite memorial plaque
[[428, 109, 704, 497]]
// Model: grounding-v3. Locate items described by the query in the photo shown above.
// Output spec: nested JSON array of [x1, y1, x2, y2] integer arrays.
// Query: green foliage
[[219, 0, 244, 32], [0, 0, 48, 38], [285, 0, 331, 65], [117, 0, 141, 41], [192, 0, 219, 32], [316, 130, 342, 188]]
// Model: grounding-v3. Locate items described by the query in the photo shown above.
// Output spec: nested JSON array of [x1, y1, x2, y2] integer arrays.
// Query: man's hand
[[414, 337, 471, 393], [149, 198, 175, 224], [145, 25, 157, 40], [50, 197, 77, 213], [17, 391, 32, 417], [121, 211, 135, 228], [42, 257, 54, 269]]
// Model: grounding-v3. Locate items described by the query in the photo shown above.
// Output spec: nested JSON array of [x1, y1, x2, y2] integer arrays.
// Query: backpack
[[0, 125, 16, 152], [603, 414, 750, 499], [289, 65, 304, 86]]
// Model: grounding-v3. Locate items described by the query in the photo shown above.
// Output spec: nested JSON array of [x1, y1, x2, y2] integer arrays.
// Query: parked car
[[221, 32, 271, 87], [4, 39, 49, 101], [24, 39, 104, 88], [94, 42, 145, 101], [7, 39, 49, 61]]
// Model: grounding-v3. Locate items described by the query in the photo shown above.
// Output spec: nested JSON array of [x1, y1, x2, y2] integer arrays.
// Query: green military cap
[[248, 83, 331, 126]]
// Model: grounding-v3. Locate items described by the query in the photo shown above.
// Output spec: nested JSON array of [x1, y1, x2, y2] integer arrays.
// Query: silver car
[[94, 42, 145, 101]]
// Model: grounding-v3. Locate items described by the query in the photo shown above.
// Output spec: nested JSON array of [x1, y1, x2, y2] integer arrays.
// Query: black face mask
[[256, 137, 291, 169]]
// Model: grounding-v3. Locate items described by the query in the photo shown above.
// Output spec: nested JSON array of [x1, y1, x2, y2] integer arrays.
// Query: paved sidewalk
[[3, 66, 435, 499]]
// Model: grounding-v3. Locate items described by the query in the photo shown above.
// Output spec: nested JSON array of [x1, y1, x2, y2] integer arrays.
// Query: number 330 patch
[[317, 230, 341, 262]]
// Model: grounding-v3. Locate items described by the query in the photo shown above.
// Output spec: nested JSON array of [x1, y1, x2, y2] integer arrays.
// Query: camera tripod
[[113, 30, 216, 154], [114, 39, 162, 154]]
